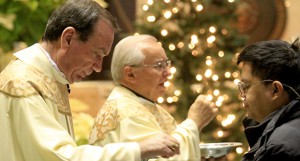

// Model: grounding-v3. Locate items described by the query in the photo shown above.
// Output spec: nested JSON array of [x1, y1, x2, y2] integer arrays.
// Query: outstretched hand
[[138, 132, 180, 160], [188, 95, 218, 131]]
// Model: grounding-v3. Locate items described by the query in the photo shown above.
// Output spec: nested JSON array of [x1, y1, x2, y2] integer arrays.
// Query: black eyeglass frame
[[238, 79, 300, 98]]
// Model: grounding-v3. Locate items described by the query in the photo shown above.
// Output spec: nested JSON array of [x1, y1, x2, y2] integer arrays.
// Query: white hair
[[111, 34, 158, 84]]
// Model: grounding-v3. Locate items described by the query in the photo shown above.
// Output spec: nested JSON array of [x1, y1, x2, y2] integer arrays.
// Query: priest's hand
[[188, 95, 218, 131], [138, 132, 180, 160]]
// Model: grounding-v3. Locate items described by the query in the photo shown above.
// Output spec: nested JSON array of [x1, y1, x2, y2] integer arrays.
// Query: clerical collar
[[38, 44, 70, 93], [121, 85, 155, 104], [38, 44, 66, 79]]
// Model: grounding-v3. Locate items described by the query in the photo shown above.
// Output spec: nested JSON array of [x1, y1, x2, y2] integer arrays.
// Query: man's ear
[[60, 27, 76, 48], [272, 81, 284, 97], [123, 66, 136, 83]]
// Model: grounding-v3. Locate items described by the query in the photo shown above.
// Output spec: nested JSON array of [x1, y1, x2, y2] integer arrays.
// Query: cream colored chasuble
[[0, 44, 140, 161], [90, 86, 201, 161]]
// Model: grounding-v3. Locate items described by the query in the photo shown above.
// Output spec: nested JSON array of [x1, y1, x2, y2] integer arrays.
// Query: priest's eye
[[153, 59, 171, 70], [93, 51, 105, 60]]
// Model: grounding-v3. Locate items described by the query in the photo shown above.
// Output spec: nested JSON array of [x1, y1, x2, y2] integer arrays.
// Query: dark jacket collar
[[120, 85, 155, 104], [243, 98, 300, 148]]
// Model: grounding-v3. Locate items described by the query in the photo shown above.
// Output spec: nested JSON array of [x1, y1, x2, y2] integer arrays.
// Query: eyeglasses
[[238, 79, 300, 99], [133, 59, 171, 71], [238, 80, 272, 98]]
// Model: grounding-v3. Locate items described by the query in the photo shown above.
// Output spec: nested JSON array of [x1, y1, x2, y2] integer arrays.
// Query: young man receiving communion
[[205, 38, 300, 161]]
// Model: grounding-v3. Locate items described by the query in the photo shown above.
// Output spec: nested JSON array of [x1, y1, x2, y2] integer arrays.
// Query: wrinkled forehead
[[139, 41, 164, 55]]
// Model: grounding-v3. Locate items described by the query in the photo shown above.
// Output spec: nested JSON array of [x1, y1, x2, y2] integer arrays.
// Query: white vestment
[[89, 86, 201, 161], [0, 44, 140, 161]]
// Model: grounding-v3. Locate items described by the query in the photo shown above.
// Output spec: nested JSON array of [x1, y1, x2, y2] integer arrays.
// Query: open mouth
[[159, 82, 165, 86]]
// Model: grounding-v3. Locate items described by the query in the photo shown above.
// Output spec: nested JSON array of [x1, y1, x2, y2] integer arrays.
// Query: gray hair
[[111, 34, 157, 84]]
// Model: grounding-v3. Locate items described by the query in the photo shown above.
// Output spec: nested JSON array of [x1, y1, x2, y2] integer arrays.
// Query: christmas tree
[[135, 0, 248, 160]]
